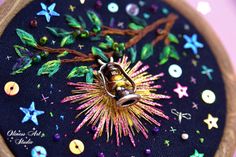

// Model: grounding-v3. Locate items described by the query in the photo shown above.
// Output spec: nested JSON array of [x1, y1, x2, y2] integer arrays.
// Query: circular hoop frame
[[0, 0, 235, 156]]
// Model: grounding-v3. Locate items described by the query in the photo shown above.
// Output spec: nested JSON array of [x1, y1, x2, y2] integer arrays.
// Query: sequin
[[126, 3, 140, 16], [4, 81, 19, 96], [168, 64, 182, 78], [108, 2, 119, 13], [201, 90, 216, 104], [31, 146, 47, 157], [69, 139, 85, 155]]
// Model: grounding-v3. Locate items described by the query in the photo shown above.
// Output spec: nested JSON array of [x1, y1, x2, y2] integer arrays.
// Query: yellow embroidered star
[[69, 5, 76, 12], [204, 114, 218, 130]]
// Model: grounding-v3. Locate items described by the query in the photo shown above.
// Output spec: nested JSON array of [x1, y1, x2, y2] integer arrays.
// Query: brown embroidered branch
[[36, 13, 178, 64]]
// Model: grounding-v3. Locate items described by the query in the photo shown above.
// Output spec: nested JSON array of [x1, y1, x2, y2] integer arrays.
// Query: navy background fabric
[[0, 0, 226, 157]]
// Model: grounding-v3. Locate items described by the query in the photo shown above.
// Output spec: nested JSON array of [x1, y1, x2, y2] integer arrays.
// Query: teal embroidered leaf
[[169, 46, 180, 60], [87, 10, 102, 26], [91, 46, 109, 62], [128, 46, 137, 63], [37, 60, 61, 77], [130, 16, 147, 26], [65, 15, 82, 29], [90, 36, 101, 41], [14, 45, 33, 58], [140, 43, 154, 60], [16, 29, 37, 47], [11, 57, 32, 75], [86, 68, 94, 83], [128, 23, 144, 30], [78, 16, 87, 28], [168, 33, 179, 44], [46, 27, 72, 37], [60, 35, 75, 47], [67, 66, 89, 79]]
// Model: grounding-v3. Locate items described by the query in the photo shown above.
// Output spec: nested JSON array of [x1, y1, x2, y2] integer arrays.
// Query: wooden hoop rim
[[0, 0, 235, 157]]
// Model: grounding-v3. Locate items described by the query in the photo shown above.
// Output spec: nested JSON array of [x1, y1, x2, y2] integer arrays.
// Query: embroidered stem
[[36, 14, 178, 64]]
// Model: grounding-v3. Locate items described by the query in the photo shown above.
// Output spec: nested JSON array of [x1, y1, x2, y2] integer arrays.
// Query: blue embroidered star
[[20, 102, 44, 125], [37, 3, 60, 23], [201, 65, 214, 80], [183, 34, 204, 55], [190, 149, 204, 157]]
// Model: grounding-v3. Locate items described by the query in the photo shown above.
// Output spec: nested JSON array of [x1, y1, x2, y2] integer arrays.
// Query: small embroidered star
[[37, 3, 60, 23], [117, 22, 124, 28], [69, 5, 76, 12], [6, 56, 12, 60], [20, 102, 44, 125], [192, 102, 198, 110], [190, 149, 204, 157], [183, 34, 204, 55], [190, 76, 197, 84], [204, 114, 218, 130], [78, 44, 84, 49], [164, 140, 170, 147], [169, 126, 176, 133], [173, 83, 189, 98], [192, 59, 198, 67], [41, 94, 49, 103], [51, 40, 56, 45], [201, 65, 214, 80]]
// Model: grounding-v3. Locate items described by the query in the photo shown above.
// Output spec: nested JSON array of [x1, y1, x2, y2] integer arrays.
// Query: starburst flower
[[61, 56, 170, 147]]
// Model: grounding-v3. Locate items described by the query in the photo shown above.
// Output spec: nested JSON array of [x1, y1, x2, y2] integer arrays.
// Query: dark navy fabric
[[0, 0, 226, 157]]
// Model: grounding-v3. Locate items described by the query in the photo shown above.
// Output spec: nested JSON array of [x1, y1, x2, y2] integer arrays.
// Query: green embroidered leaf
[[168, 33, 179, 44], [60, 35, 75, 47], [98, 36, 114, 49], [91, 46, 109, 62], [105, 35, 114, 44], [128, 23, 144, 30], [99, 42, 110, 49], [159, 45, 180, 65], [87, 10, 102, 26], [159, 57, 169, 65], [65, 15, 82, 29], [67, 66, 89, 79], [128, 46, 137, 63], [46, 27, 72, 37], [130, 16, 147, 26], [14, 45, 33, 57], [57, 51, 69, 58], [86, 68, 94, 83], [141, 43, 154, 60], [11, 57, 32, 75], [16, 29, 37, 47], [37, 60, 61, 77], [163, 45, 171, 57]]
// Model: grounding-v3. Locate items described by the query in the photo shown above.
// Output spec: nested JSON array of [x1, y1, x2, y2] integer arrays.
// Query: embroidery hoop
[[0, 0, 235, 156]]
